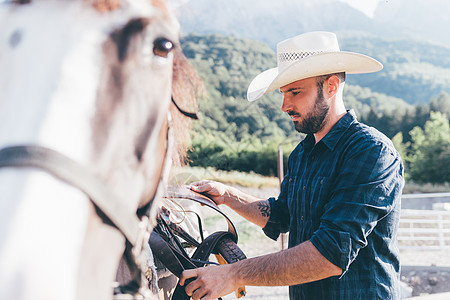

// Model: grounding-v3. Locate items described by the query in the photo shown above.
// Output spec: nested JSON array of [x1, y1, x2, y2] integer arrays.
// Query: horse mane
[[171, 47, 204, 167]]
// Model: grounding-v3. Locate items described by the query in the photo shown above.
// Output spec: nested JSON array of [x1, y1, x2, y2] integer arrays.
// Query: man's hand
[[190, 180, 269, 228], [180, 265, 238, 300], [190, 180, 231, 205]]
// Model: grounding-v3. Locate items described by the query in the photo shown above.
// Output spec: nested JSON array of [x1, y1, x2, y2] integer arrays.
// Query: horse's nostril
[[153, 37, 174, 58]]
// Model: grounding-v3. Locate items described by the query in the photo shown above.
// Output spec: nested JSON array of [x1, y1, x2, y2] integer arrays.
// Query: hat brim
[[247, 51, 383, 101]]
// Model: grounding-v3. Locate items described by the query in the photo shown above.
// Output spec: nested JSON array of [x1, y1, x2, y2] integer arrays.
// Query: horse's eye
[[153, 38, 174, 58]]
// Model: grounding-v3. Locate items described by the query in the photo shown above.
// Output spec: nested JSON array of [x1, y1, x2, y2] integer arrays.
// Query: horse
[[0, 0, 200, 299]]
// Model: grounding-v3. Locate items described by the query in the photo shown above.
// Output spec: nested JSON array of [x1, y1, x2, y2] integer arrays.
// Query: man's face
[[280, 77, 330, 135]]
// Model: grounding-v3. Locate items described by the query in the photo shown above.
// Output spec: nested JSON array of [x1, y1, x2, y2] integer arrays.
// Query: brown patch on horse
[[92, 17, 151, 154], [92, 0, 122, 12], [91, 0, 170, 13], [151, 0, 169, 13], [110, 18, 149, 62], [170, 47, 205, 167]]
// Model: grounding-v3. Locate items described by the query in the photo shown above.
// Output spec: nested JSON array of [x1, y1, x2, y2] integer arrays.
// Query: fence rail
[[399, 209, 450, 250]]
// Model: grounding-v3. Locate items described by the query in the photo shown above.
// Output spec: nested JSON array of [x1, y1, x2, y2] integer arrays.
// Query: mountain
[[338, 32, 450, 104], [175, 0, 450, 104], [175, 0, 402, 48], [374, 0, 450, 48], [176, 0, 450, 49]]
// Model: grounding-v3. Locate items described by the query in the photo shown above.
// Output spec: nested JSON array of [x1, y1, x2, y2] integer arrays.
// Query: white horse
[[0, 0, 184, 299]]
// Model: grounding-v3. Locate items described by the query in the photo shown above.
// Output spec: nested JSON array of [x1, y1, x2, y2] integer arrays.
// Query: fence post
[[438, 213, 444, 249], [277, 144, 286, 250]]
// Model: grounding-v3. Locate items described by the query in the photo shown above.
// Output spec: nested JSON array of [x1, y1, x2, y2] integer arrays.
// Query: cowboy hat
[[247, 31, 383, 101]]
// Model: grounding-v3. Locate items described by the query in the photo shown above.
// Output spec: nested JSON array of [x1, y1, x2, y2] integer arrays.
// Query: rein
[[171, 96, 199, 120]]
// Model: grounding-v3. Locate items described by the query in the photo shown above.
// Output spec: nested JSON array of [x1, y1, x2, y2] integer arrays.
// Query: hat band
[[278, 50, 329, 63]]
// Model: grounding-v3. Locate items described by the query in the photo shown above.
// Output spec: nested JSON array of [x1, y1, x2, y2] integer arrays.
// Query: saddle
[[150, 186, 247, 299]]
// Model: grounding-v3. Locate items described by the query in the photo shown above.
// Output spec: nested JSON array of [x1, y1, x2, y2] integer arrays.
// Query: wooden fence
[[398, 209, 450, 250]]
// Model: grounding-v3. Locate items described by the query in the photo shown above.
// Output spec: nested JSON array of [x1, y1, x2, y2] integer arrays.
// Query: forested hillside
[[339, 33, 450, 104], [181, 34, 450, 183]]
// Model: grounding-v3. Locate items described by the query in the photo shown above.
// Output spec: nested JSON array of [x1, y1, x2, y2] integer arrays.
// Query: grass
[[170, 166, 450, 193], [169, 166, 280, 188], [403, 182, 450, 194]]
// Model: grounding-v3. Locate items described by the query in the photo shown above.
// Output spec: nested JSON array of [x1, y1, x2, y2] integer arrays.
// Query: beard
[[290, 89, 329, 135]]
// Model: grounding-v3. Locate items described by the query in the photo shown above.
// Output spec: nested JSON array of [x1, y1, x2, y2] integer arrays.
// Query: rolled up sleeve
[[309, 142, 404, 276], [262, 173, 291, 240]]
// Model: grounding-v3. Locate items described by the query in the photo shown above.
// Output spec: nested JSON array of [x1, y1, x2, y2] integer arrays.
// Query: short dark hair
[[316, 72, 346, 91]]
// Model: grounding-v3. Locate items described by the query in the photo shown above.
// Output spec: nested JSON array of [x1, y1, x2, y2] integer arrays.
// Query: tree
[[407, 112, 450, 183], [430, 92, 450, 119]]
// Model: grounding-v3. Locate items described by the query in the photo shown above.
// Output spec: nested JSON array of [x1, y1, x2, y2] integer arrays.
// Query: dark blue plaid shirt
[[263, 110, 404, 300]]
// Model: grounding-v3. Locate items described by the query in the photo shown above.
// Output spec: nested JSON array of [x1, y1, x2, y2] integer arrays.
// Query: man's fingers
[[179, 269, 198, 286], [192, 288, 211, 300], [190, 181, 211, 193], [185, 278, 205, 297], [180, 270, 209, 299], [191, 180, 210, 186]]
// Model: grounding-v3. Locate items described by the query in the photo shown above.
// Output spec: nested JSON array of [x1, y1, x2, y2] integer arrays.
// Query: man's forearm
[[222, 187, 270, 228], [231, 240, 342, 287]]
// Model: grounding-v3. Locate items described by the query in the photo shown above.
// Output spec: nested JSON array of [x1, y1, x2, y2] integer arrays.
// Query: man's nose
[[281, 97, 291, 113]]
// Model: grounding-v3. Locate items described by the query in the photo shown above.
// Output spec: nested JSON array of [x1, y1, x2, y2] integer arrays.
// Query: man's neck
[[313, 105, 347, 144]]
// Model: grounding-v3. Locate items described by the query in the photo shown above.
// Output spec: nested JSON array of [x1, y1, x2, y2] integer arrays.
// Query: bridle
[[0, 98, 198, 299]]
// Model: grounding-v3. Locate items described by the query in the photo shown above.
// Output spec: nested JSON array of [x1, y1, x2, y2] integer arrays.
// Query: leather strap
[[164, 186, 238, 243], [161, 231, 233, 300], [171, 96, 199, 120], [149, 231, 198, 277], [151, 188, 239, 300], [191, 231, 235, 260], [0, 145, 143, 245], [0, 145, 158, 298]]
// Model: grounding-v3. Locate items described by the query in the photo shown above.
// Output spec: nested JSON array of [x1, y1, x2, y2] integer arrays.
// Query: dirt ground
[[400, 253, 450, 298]]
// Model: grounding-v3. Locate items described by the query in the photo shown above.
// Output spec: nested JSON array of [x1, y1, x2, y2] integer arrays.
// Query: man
[[180, 31, 404, 300]]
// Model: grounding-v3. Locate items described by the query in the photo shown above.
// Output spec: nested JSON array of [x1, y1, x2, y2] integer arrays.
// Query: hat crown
[[277, 31, 340, 72]]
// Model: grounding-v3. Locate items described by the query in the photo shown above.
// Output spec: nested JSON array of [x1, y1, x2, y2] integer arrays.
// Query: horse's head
[[0, 0, 182, 299]]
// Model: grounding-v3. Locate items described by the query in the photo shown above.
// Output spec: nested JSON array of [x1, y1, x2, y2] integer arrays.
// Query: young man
[[180, 31, 405, 300]]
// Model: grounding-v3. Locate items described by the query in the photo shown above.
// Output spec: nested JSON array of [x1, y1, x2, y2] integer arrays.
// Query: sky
[[339, 0, 381, 18], [167, 0, 384, 19]]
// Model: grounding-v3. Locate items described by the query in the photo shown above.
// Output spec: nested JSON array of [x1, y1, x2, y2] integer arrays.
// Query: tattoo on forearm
[[257, 200, 271, 218]]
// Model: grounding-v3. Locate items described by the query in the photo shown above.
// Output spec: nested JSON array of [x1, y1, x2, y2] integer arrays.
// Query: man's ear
[[326, 75, 340, 98]]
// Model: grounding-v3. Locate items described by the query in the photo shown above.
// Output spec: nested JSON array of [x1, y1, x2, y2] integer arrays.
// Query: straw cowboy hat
[[247, 31, 383, 101]]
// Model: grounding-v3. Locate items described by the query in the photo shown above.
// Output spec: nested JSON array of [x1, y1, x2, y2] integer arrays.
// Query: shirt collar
[[301, 110, 358, 152]]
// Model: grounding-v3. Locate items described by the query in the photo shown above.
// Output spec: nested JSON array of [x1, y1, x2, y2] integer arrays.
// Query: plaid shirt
[[263, 110, 404, 300]]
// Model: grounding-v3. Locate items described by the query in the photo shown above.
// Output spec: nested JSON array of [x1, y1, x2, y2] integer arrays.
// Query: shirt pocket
[[309, 176, 330, 226]]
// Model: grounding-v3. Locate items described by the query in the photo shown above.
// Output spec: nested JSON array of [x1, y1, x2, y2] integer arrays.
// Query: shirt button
[[301, 216, 304, 220], [303, 186, 306, 190], [289, 178, 293, 182]]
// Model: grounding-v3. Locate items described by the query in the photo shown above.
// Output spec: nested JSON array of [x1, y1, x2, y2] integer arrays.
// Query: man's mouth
[[288, 112, 301, 121]]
